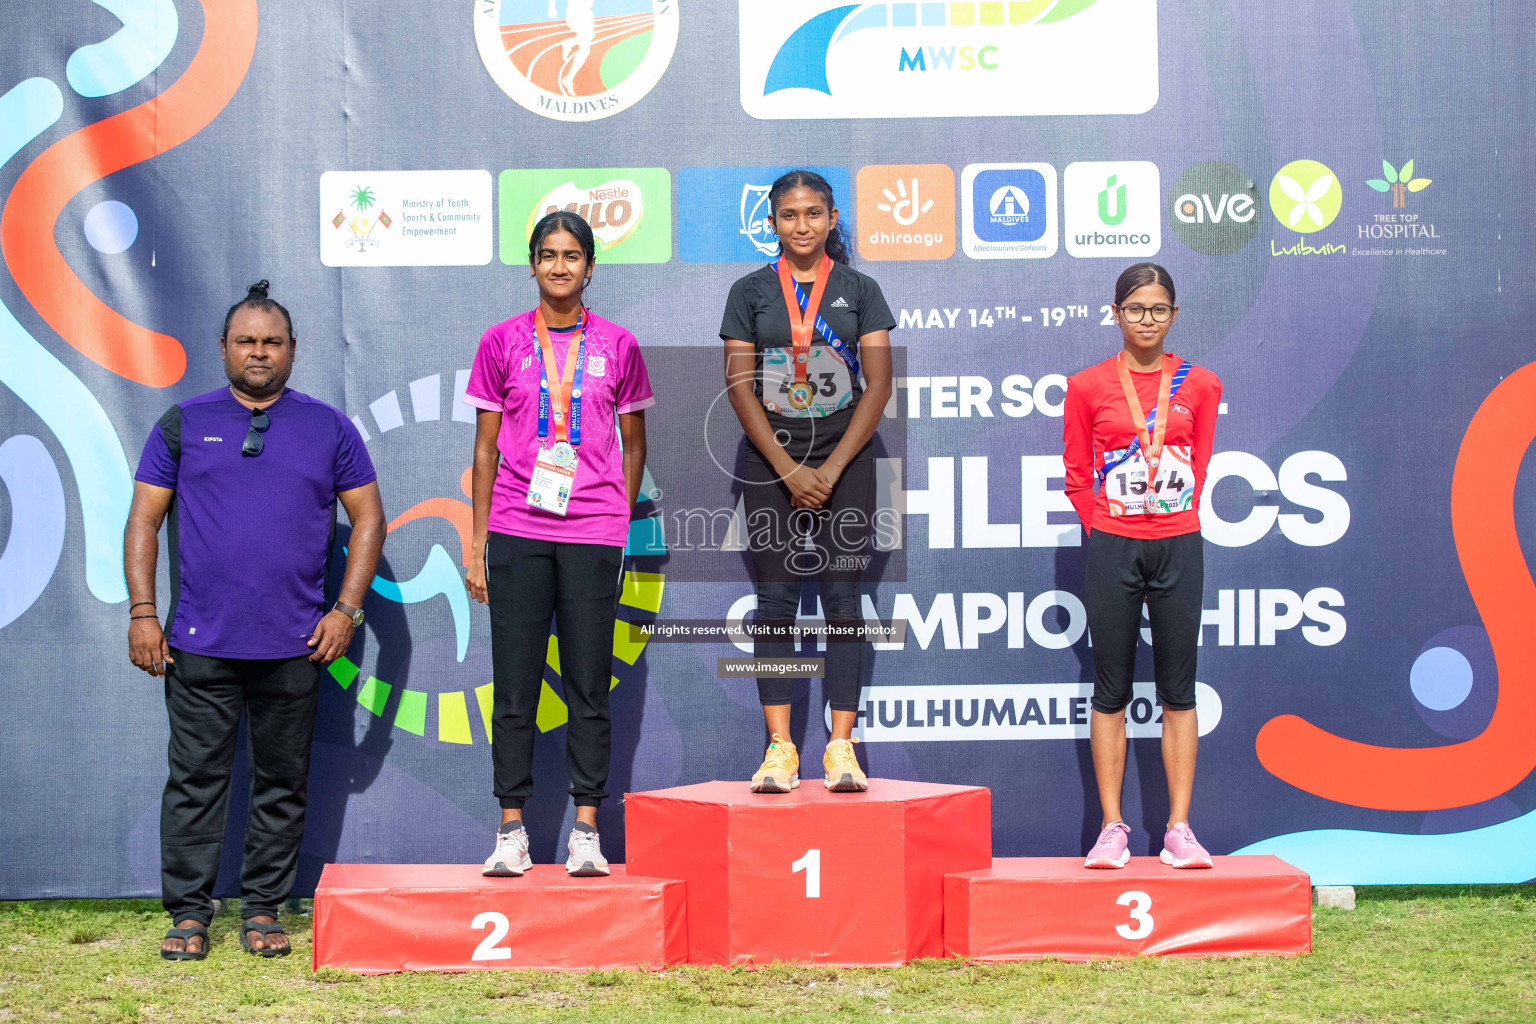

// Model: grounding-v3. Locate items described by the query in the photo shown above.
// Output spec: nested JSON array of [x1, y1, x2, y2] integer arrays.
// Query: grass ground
[[0, 886, 1530, 1023]]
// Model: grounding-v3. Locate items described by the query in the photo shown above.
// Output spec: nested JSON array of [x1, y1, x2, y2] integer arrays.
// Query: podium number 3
[[792, 848, 821, 898], [471, 911, 512, 961], [1115, 890, 1154, 939]]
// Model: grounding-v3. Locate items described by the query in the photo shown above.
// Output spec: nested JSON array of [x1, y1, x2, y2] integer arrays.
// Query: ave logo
[[1169, 162, 1261, 255]]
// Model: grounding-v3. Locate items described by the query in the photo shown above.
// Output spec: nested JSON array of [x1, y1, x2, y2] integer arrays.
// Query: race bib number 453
[[1103, 445, 1195, 517]]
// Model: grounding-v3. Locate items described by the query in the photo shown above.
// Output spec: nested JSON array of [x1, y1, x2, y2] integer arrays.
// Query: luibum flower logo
[[739, 0, 1158, 119], [1269, 160, 1343, 233], [474, 1, 680, 122]]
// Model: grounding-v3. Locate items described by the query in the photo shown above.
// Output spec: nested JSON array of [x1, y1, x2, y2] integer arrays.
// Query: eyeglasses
[[1119, 304, 1174, 324], [242, 407, 270, 457]]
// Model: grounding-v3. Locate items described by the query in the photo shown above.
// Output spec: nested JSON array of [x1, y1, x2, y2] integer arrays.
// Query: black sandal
[[239, 919, 291, 957], [160, 924, 208, 961]]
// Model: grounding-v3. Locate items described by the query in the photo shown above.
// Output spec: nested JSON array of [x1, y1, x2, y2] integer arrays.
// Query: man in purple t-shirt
[[123, 282, 384, 960]]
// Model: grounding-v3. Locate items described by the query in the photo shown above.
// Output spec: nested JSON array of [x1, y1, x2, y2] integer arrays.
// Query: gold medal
[[787, 382, 815, 410]]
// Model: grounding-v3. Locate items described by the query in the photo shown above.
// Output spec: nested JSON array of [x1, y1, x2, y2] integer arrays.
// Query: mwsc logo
[[739, 0, 1158, 119], [474, 0, 679, 122]]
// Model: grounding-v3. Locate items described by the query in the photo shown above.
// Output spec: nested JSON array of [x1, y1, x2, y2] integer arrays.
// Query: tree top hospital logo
[[474, 1, 679, 122], [739, 0, 1158, 119], [1269, 159, 1343, 233]]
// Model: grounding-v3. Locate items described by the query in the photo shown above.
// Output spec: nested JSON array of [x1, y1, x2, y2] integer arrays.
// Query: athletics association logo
[[739, 0, 1157, 119], [474, 1, 679, 122], [678, 165, 852, 264]]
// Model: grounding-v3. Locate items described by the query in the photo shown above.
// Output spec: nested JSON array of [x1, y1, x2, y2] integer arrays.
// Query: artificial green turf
[[0, 886, 1530, 1023]]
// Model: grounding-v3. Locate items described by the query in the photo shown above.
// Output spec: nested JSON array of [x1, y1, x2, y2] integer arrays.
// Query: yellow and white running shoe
[[750, 734, 800, 793], [823, 737, 868, 792]]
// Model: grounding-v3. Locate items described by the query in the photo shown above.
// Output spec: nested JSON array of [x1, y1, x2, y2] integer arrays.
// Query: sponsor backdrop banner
[[1, 0, 1533, 897]]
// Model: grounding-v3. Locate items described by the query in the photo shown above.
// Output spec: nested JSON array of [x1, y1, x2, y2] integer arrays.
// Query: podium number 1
[[1115, 891, 1154, 939], [792, 848, 821, 898], [471, 911, 512, 961]]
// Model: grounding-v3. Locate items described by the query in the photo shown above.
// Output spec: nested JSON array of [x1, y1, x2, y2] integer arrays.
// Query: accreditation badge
[[527, 445, 579, 516]]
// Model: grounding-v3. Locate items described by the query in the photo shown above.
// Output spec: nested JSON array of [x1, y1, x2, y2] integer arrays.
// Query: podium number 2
[[1115, 890, 1154, 939], [792, 848, 821, 898], [471, 911, 512, 961]]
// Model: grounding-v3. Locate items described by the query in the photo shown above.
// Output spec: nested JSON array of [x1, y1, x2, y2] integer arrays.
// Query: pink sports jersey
[[464, 309, 655, 547]]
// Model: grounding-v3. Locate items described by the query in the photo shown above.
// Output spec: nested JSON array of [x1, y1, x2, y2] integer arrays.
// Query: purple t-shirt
[[464, 310, 655, 547], [134, 388, 376, 659]]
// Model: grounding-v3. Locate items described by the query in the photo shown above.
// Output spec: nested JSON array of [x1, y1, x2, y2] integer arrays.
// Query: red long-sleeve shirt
[[1063, 354, 1223, 539]]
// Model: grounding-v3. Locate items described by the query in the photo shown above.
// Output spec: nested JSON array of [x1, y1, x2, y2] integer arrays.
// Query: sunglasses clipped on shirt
[[242, 406, 271, 456]]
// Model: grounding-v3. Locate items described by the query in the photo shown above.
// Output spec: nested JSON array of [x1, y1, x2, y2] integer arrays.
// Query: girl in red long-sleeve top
[[1063, 262, 1223, 871]]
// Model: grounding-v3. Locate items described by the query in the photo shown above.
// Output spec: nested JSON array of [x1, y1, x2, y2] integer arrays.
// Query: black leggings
[[742, 456, 874, 712], [1083, 530, 1203, 714], [485, 531, 625, 808]]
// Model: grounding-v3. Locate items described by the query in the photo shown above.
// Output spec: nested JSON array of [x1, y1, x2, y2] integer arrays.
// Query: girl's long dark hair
[[1113, 262, 1176, 306], [768, 169, 852, 265]]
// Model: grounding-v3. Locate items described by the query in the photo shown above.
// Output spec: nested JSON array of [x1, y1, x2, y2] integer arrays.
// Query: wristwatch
[[334, 601, 365, 628]]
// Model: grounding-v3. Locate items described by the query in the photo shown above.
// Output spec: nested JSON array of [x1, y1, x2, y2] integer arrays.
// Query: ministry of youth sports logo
[[474, 1, 679, 122]]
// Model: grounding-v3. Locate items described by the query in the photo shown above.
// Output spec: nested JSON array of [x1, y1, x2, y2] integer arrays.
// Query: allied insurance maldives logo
[[474, 1, 679, 122], [739, 0, 1158, 119]]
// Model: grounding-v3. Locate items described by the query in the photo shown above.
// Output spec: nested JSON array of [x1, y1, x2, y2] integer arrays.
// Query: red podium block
[[625, 780, 991, 966], [312, 864, 687, 973], [945, 855, 1311, 961]]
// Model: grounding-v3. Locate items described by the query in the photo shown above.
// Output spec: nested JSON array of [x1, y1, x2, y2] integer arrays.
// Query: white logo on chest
[[203, 436, 223, 442], [586, 355, 606, 377]]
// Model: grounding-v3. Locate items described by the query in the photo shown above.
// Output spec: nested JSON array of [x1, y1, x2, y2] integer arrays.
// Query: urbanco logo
[[856, 164, 955, 260], [498, 168, 671, 264], [473, 0, 679, 122], [678, 166, 852, 264], [1168, 162, 1261, 256], [961, 163, 1057, 259], [1063, 161, 1160, 258], [738, 0, 1158, 119], [1268, 159, 1342, 233], [1366, 159, 1431, 209]]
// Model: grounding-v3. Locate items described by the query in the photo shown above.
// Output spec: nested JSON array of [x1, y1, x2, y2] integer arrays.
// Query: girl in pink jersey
[[1064, 262, 1223, 871], [463, 211, 654, 877]]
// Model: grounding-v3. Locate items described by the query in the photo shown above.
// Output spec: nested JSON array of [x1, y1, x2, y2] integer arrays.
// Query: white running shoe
[[565, 827, 610, 876], [482, 825, 532, 877]]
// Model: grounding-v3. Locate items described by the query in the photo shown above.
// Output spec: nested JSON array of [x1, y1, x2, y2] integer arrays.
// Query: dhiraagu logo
[[333, 371, 667, 745], [739, 0, 1158, 119]]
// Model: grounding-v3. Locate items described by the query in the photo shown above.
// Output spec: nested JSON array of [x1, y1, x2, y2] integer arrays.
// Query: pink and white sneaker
[[1160, 822, 1214, 868], [1084, 821, 1132, 868]]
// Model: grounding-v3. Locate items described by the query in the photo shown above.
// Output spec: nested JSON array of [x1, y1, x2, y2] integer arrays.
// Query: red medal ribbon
[[776, 255, 832, 397], [1115, 352, 1176, 515]]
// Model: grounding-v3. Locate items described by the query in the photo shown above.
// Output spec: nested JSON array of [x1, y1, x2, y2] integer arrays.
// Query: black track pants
[[160, 651, 320, 925], [486, 531, 624, 809]]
